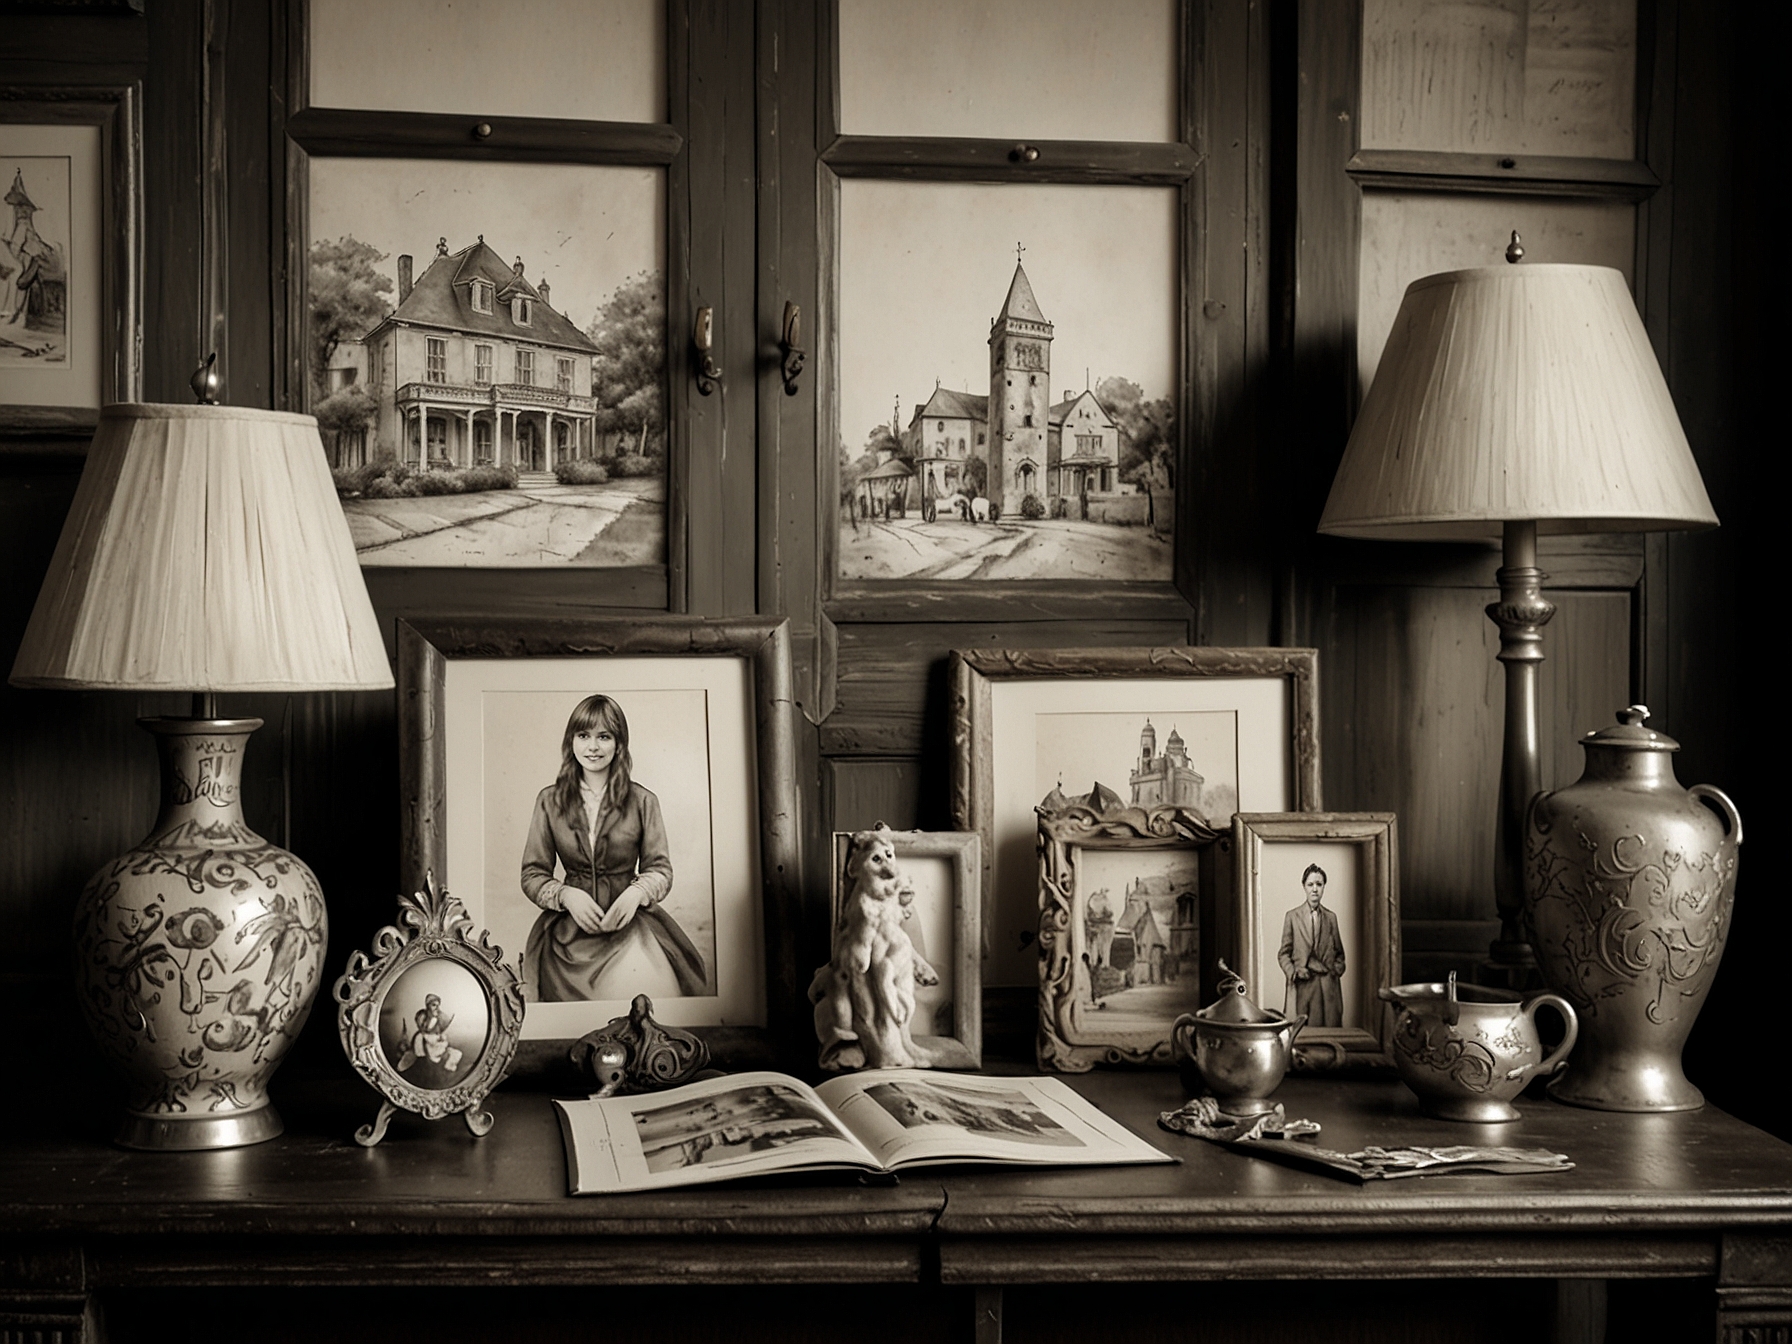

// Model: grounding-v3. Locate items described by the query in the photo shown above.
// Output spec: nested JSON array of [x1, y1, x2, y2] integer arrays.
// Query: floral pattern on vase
[[72, 721, 327, 1134]]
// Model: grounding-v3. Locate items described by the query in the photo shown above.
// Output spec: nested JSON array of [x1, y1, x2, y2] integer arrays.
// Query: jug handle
[[1511, 993, 1579, 1084], [1690, 784, 1744, 847]]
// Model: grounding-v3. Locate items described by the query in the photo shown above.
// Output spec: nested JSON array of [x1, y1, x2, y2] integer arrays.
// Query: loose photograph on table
[[403, 619, 800, 1049], [950, 647, 1320, 988], [1037, 805, 1219, 1071], [1233, 812, 1400, 1066]]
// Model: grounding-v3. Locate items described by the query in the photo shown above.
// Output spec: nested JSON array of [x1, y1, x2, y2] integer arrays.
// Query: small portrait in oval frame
[[334, 874, 525, 1146]]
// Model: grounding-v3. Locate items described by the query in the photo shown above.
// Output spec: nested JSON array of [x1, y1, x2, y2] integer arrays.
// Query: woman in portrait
[[521, 694, 707, 1002]]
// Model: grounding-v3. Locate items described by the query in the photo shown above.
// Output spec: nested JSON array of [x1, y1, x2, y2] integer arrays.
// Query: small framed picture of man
[[1233, 813, 1399, 1066]]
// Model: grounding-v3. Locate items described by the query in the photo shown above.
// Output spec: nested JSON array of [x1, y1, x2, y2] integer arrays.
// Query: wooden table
[[3, 1073, 1789, 1343]]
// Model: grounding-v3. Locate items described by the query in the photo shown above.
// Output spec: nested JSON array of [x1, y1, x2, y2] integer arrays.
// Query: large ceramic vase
[[1523, 706, 1741, 1112], [72, 719, 328, 1149]]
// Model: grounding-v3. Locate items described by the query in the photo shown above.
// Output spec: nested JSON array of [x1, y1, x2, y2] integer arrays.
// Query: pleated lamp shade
[[9, 403, 393, 691], [1318, 264, 1718, 540]]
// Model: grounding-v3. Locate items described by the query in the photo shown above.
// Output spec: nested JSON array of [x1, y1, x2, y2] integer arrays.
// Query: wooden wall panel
[[825, 757, 925, 833], [1325, 584, 1630, 928], [822, 620, 1193, 758]]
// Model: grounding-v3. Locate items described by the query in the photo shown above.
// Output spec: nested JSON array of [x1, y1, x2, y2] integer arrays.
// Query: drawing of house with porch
[[328, 236, 599, 471]]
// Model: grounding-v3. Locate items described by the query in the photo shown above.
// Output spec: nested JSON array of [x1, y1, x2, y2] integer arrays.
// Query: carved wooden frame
[[333, 874, 526, 1146], [0, 82, 142, 438], [397, 615, 804, 1072], [1233, 811, 1400, 1069], [1038, 804, 1221, 1072], [828, 828, 982, 1070]]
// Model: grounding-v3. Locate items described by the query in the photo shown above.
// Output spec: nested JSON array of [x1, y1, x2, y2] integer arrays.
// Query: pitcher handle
[[1690, 784, 1744, 847], [1513, 993, 1579, 1084]]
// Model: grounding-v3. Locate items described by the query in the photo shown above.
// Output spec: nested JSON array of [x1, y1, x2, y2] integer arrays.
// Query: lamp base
[[72, 718, 327, 1152], [115, 1105, 285, 1151]]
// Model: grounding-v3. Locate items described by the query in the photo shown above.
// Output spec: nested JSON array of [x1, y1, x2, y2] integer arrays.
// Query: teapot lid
[[1197, 959, 1278, 1024], [1581, 705, 1680, 753]]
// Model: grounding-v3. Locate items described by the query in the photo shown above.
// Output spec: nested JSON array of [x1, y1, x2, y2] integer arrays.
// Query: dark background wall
[[0, 0, 1776, 1150]]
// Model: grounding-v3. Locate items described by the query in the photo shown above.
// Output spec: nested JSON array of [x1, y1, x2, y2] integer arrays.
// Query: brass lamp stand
[[1487, 519, 1552, 976]]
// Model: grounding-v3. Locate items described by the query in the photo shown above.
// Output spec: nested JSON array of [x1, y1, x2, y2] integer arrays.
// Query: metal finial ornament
[[1505, 231, 1525, 264], [189, 352, 220, 405]]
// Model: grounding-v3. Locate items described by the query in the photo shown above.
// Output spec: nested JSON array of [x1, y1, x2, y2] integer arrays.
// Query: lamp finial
[[189, 352, 220, 405], [1505, 230, 1525, 264]]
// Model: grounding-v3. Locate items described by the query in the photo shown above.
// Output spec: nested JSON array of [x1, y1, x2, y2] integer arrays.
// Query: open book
[[554, 1069, 1173, 1195]]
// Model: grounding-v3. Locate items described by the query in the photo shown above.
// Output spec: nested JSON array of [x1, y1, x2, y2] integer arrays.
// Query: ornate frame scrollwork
[[333, 874, 525, 1146], [1038, 804, 1221, 1072]]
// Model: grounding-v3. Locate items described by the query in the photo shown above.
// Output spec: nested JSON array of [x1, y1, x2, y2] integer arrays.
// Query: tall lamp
[[9, 400, 391, 1150], [1317, 243, 1717, 977]]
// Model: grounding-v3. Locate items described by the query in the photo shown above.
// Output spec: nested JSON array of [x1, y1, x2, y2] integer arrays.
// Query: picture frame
[[826, 827, 982, 1070], [333, 874, 525, 1146], [949, 645, 1320, 987], [0, 83, 141, 438], [281, 0, 694, 614], [1232, 812, 1400, 1068], [397, 616, 803, 1072], [1037, 804, 1220, 1071]]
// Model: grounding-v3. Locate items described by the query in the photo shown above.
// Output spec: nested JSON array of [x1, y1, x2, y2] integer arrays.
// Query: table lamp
[[9, 396, 392, 1150], [1317, 238, 1717, 978]]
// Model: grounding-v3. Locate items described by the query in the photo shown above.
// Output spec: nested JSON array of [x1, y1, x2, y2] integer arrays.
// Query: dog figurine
[[809, 824, 939, 1070]]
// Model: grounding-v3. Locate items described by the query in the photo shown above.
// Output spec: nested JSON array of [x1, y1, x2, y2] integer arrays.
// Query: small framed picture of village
[[303, 157, 667, 569], [1037, 805, 1220, 1071], [833, 180, 1178, 587]]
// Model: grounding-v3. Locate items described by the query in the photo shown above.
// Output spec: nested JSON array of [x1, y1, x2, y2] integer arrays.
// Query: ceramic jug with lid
[[1523, 705, 1742, 1112]]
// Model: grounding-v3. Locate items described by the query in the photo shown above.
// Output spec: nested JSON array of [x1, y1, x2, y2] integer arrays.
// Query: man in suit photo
[[1277, 863, 1346, 1027]]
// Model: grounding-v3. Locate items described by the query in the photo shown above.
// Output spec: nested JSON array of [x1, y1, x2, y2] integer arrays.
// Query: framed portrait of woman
[[397, 617, 802, 1069]]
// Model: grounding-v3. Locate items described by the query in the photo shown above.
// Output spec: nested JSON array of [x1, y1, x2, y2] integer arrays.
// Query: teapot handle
[[1690, 784, 1743, 846], [1514, 993, 1579, 1084], [1171, 1013, 1199, 1059]]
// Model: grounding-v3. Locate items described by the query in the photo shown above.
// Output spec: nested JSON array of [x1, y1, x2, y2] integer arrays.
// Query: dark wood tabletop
[[5, 1070, 1791, 1290]]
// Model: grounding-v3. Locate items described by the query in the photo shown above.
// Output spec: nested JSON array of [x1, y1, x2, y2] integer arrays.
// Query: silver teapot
[[1172, 962, 1304, 1116]]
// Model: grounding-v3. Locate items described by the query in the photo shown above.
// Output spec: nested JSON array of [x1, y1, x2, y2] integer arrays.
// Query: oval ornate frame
[[333, 874, 525, 1146]]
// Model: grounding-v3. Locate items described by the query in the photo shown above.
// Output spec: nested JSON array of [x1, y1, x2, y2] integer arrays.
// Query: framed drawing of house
[[282, 0, 705, 615]]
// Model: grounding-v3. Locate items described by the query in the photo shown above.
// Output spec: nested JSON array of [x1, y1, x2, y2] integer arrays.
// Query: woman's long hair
[[554, 694, 634, 819]]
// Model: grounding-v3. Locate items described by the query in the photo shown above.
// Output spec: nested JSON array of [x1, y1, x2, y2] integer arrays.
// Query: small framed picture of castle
[[833, 180, 1178, 585], [950, 647, 1321, 989], [1037, 805, 1219, 1071], [1232, 813, 1401, 1068], [302, 156, 667, 568]]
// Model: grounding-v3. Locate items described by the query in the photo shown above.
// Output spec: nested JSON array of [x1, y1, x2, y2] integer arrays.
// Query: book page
[[555, 1071, 880, 1194], [814, 1070, 1172, 1171]]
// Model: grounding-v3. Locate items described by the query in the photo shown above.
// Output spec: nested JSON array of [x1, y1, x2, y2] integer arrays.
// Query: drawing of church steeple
[[986, 247, 1053, 515]]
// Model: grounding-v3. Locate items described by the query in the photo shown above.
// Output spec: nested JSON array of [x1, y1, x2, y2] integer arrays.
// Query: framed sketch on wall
[[950, 645, 1320, 988], [397, 617, 802, 1068], [283, 0, 695, 612], [1232, 812, 1400, 1067], [0, 84, 140, 437]]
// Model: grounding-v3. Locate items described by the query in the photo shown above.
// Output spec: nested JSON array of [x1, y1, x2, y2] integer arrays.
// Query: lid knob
[[1617, 705, 1650, 727]]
